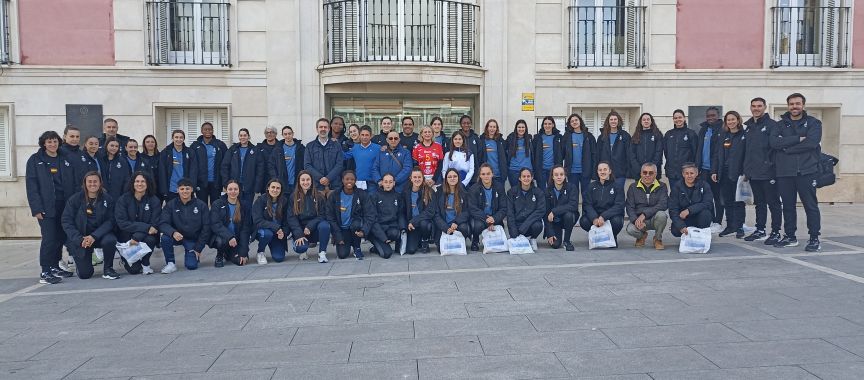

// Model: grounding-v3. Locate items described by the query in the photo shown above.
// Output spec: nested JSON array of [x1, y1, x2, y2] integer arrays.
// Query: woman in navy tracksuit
[[328, 170, 380, 260], [158, 130, 199, 201], [367, 173, 405, 259], [544, 166, 580, 251], [562, 113, 597, 197], [26, 131, 80, 284], [431, 116, 450, 153], [506, 168, 547, 245], [285, 171, 331, 263], [252, 178, 289, 263], [267, 126, 305, 194], [222, 128, 266, 205], [402, 168, 436, 254], [467, 164, 507, 252], [579, 161, 626, 242], [102, 137, 131, 200], [114, 172, 161, 275], [433, 169, 472, 249], [711, 111, 747, 238], [663, 109, 699, 182], [158, 178, 210, 272], [629, 113, 665, 180], [531, 116, 563, 190], [210, 180, 252, 267], [478, 119, 509, 186], [62, 171, 120, 280], [597, 110, 631, 189], [140, 135, 161, 197], [505, 120, 533, 188]]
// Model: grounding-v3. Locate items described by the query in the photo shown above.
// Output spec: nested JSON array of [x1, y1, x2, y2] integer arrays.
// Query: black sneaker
[[369, 246, 378, 255], [805, 238, 821, 252], [744, 230, 766, 242], [50, 266, 74, 278], [764, 231, 781, 246], [735, 228, 745, 239], [102, 268, 121, 280], [215, 255, 225, 268], [354, 248, 364, 260], [774, 235, 799, 248], [563, 241, 575, 251], [420, 241, 430, 254], [718, 228, 737, 237], [40, 272, 62, 284], [470, 242, 480, 252]]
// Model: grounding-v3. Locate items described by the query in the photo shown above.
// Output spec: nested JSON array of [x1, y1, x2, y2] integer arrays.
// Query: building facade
[[0, 0, 862, 237]]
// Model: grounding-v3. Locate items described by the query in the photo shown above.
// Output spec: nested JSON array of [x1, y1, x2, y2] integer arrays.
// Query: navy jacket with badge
[[431, 186, 471, 231], [158, 145, 199, 197], [477, 135, 509, 179], [401, 186, 435, 227], [210, 197, 252, 257], [582, 179, 625, 221], [327, 189, 376, 241], [668, 179, 714, 232], [663, 126, 699, 180], [25, 149, 81, 217], [304, 138, 345, 191], [629, 129, 664, 179], [770, 111, 822, 177], [597, 130, 632, 180], [98, 133, 130, 154], [711, 128, 746, 182], [222, 143, 266, 194], [531, 128, 564, 172], [115, 192, 162, 241], [371, 188, 407, 230], [124, 154, 150, 177], [743, 115, 779, 180], [545, 182, 580, 217], [252, 195, 289, 233], [267, 139, 306, 190], [372, 145, 413, 192], [257, 139, 280, 162], [284, 189, 326, 238], [561, 129, 598, 177], [103, 154, 132, 200], [191, 136, 228, 187], [139, 153, 160, 189], [506, 185, 546, 237], [61, 191, 115, 257], [76, 152, 103, 181], [467, 181, 507, 224], [159, 197, 210, 252], [695, 120, 723, 170]]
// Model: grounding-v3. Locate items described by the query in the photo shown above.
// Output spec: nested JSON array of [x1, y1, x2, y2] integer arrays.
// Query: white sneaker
[[298, 252, 308, 261], [58, 260, 71, 272], [257, 252, 268, 265], [318, 251, 328, 263], [742, 224, 756, 234], [530, 238, 538, 251], [93, 248, 104, 264], [709, 223, 723, 234], [161, 262, 177, 274], [141, 265, 154, 275]]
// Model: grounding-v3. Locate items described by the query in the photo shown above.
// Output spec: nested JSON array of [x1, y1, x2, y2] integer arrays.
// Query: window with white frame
[[1, 0, 10, 64], [771, 0, 851, 67], [145, 0, 231, 66], [569, 108, 633, 136], [0, 106, 12, 177], [164, 108, 230, 144], [568, 0, 646, 68]]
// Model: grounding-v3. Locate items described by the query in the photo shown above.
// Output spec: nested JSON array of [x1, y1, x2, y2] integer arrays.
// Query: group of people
[[26, 93, 824, 285]]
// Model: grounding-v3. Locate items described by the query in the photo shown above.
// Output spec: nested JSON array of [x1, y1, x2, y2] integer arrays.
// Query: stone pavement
[[2, 205, 864, 379]]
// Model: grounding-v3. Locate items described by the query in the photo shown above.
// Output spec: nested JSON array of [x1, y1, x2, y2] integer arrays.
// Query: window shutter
[[625, 0, 642, 67], [166, 109, 184, 144], [445, 2, 458, 63], [218, 109, 231, 143], [0, 108, 10, 176], [185, 110, 202, 142], [153, 1, 171, 64], [460, 3, 475, 65], [822, 0, 837, 66]]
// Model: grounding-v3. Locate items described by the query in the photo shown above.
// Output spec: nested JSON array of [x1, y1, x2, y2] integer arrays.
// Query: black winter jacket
[[597, 130, 632, 180], [695, 121, 722, 170], [252, 195, 289, 233], [114, 192, 162, 242], [743, 115, 779, 180], [625, 180, 668, 220], [62, 191, 115, 258], [210, 197, 253, 257], [582, 179, 625, 221], [191, 136, 228, 187], [304, 138, 345, 190], [562, 130, 598, 178], [506, 185, 546, 237], [629, 129, 664, 179], [371, 189, 407, 230], [531, 128, 564, 172], [25, 149, 80, 217], [431, 186, 471, 231], [159, 197, 210, 252], [770, 111, 822, 177], [222, 143, 265, 194], [478, 135, 509, 179], [284, 189, 326, 238], [103, 154, 131, 200], [467, 182, 507, 224], [158, 145, 199, 197], [267, 139, 306, 190], [544, 182, 580, 238], [401, 186, 435, 227], [668, 179, 714, 232], [327, 189, 376, 241], [663, 126, 698, 180], [711, 128, 745, 182]]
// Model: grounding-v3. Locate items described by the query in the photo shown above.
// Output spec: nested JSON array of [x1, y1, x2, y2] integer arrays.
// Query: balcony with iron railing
[[323, 0, 479, 66], [568, 4, 646, 68], [770, 5, 850, 68], [144, 1, 231, 66]]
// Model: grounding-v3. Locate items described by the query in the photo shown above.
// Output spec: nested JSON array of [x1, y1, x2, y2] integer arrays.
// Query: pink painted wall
[[18, 0, 114, 65], [853, 3, 864, 67], [675, 0, 764, 69]]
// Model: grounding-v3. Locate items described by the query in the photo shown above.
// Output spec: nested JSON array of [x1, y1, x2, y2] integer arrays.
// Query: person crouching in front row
[[625, 162, 668, 250], [159, 178, 210, 273], [210, 180, 252, 267], [61, 171, 121, 280], [669, 163, 714, 238]]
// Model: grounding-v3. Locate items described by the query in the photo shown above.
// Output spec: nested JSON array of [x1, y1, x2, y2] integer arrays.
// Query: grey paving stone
[[669, 289, 796, 307], [601, 323, 748, 348], [308, 294, 411, 312], [571, 375, 653, 380], [418, 353, 570, 379], [639, 304, 776, 325], [414, 316, 536, 338], [362, 279, 458, 296], [265, 286, 365, 301], [244, 310, 359, 330], [603, 280, 716, 296], [0, 278, 41, 294], [358, 303, 469, 323], [283, 261, 334, 277], [0, 340, 57, 362], [543, 271, 646, 287], [507, 285, 615, 301], [801, 362, 864, 380], [163, 328, 297, 351], [292, 321, 414, 345], [350, 335, 483, 362], [127, 313, 253, 336], [725, 316, 864, 341], [754, 298, 864, 319], [32, 335, 175, 361], [131, 368, 277, 380], [327, 260, 372, 276], [527, 310, 657, 331], [649, 366, 819, 380], [209, 342, 350, 371], [272, 360, 418, 380], [453, 273, 552, 291], [701, 274, 850, 291], [66, 351, 221, 379], [443, 254, 489, 269], [774, 283, 864, 302], [407, 255, 450, 271], [411, 289, 513, 306], [516, 251, 570, 266], [4, 318, 140, 343], [0, 358, 90, 380], [466, 299, 580, 317], [369, 258, 410, 273], [320, 276, 408, 290], [690, 339, 862, 368], [825, 335, 864, 358], [568, 294, 688, 312], [481, 253, 528, 267], [96, 304, 213, 324], [203, 299, 313, 316], [479, 330, 616, 355], [555, 346, 717, 377]]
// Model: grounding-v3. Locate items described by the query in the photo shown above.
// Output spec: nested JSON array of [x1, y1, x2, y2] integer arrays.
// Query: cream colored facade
[[0, 0, 862, 237]]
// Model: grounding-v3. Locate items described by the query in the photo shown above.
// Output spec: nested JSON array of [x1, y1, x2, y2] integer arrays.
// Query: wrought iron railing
[[770, 5, 850, 68], [324, 0, 479, 66], [568, 5, 646, 68], [0, 0, 10, 64], [145, 1, 231, 66]]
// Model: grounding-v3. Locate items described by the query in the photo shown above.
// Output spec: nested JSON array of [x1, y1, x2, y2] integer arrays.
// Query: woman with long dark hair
[[140, 135, 160, 195], [26, 130, 79, 283], [712, 110, 747, 238], [158, 130, 198, 200], [442, 131, 475, 187], [531, 116, 563, 190], [286, 171, 331, 263], [402, 168, 436, 254], [562, 113, 597, 197], [579, 161, 625, 243], [115, 172, 161, 275], [430, 116, 449, 153], [210, 180, 253, 267], [433, 169, 472, 249], [506, 168, 546, 249], [478, 119, 508, 186], [61, 171, 120, 280], [544, 166, 579, 251], [467, 164, 507, 252], [596, 110, 631, 189], [629, 113, 664, 180], [505, 119, 533, 188], [102, 137, 131, 199], [223, 128, 266, 205], [252, 178, 289, 264], [663, 109, 698, 181]]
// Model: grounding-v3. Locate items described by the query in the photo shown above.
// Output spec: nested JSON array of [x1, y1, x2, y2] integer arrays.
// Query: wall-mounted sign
[[66, 104, 104, 139], [521, 93, 535, 112]]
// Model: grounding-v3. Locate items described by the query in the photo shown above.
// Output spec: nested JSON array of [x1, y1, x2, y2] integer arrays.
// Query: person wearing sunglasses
[[625, 162, 668, 250], [372, 132, 412, 192]]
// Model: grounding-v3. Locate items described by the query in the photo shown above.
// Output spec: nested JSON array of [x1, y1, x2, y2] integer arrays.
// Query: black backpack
[[815, 152, 839, 188]]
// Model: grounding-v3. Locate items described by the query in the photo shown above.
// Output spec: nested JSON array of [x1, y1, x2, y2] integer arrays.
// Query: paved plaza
[[2, 205, 864, 379]]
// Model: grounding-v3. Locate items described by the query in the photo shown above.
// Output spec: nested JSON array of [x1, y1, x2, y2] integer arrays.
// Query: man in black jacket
[[695, 107, 724, 231], [304, 118, 344, 191], [98, 118, 130, 154], [743, 97, 782, 244], [669, 163, 714, 238], [625, 163, 668, 250], [770, 93, 822, 251], [191, 122, 228, 205]]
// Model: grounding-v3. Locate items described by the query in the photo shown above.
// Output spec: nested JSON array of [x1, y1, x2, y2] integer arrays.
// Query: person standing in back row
[[305, 118, 344, 192], [770, 93, 822, 251], [696, 107, 724, 231], [663, 109, 698, 182], [191, 122, 228, 205], [743, 98, 783, 244]]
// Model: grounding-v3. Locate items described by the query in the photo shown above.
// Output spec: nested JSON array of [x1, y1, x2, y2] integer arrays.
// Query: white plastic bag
[[588, 223, 617, 249], [735, 176, 753, 204], [679, 227, 712, 254], [92, 248, 104, 265], [507, 235, 534, 255], [439, 231, 467, 256], [399, 231, 407, 255], [481, 225, 508, 254], [116, 242, 153, 264]]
